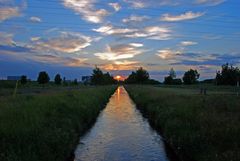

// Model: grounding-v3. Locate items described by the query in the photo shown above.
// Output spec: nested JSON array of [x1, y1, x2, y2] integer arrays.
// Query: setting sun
[[114, 75, 124, 81]]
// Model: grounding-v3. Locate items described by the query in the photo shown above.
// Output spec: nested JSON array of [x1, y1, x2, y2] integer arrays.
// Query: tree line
[[18, 63, 240, 86], [163, 63, 240, 85]]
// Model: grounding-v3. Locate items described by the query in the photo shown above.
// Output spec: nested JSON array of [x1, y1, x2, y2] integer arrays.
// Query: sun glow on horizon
[[114, 75, 124, 81]]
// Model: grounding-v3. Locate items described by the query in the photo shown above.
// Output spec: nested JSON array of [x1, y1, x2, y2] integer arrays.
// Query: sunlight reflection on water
[[74, 86, 170, 161]]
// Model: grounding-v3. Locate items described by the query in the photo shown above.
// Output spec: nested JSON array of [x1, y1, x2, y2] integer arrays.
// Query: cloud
[[0, 0, 26, 22], [30, 37, 41, 41], [62, 0, 109, 23], [156, 49, 181, 59], [108, 3, 121, 11], [94, 44, 143, 61], [160, 11, 205, 22], [0, 6, 21, 22], [123, 0, 181, 8], [180, 41, 198, 46], [100, 60, 140, 71], [170, 52, 240, 68], [29, 16, 42, 23], [0, 32, 15, 45], [31, 54, 88, 67], [129, 43, 143, 47], [33, 31, 92, 53], [93, 25, 172, 40], [125, 26, 172, 40], [122, 15, 150, 23], [64, 58, 88, 67], [123, 0, 146, 8], [93, 25, 138, 35], [195, 0, 225, 6]]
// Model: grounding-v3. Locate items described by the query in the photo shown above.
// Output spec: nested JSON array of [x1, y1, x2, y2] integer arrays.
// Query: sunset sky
[[0, 0, 240, 81]]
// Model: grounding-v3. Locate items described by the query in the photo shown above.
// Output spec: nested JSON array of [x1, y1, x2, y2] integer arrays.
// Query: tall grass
[[0, 86, 116, 161], [126, 85, 240, 161]]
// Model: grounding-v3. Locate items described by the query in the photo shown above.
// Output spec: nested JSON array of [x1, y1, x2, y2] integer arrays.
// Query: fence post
[[13, 80, 19, 97], [237, 81, 239, 96]]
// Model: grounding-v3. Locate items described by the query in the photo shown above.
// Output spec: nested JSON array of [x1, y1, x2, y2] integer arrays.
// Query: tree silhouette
[[169, 68, 176, 79], [215, 63, 240, 85], [73, 79, 78, 85], [164, 68, 182, 85], [54, 74, 62, 85], [37, 71, 50, 87], [20, 75, 27, 85], [183, 69, 200, 84], [103, 72, 116, 84], [136, 67, 149, 83], [125, 67, 149, 84], [91, 67, 104, 85], [91, 67, 115, 85], [164, 75, 173, 85]]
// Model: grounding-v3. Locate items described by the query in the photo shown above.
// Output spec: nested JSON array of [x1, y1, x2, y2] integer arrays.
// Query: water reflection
[[74, 86, 170, 161]]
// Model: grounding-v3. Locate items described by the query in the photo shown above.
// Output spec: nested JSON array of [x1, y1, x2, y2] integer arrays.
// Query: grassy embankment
[[0, 85, 116, 161], [126, 85, 240, 161]]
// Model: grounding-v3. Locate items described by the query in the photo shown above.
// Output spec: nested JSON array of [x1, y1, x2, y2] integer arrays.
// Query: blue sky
[[0, 0, 240, 81]]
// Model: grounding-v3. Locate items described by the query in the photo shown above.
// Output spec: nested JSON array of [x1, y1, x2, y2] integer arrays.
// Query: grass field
[[0, 85, 116, 161], [126, 85, 240, 161]]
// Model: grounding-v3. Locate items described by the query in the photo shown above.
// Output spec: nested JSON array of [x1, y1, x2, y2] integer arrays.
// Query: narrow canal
[[74, 86, 171, 161]]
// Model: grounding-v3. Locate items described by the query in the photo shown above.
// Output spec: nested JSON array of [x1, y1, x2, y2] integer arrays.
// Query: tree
[[125, 72, 137, 84], [54, 74, 62, 85], [169, 68, 176, 79], [37, 71, 50, 86], [183, 69, 200, 84], [164, 68, 182, 85], [172, 78, 182, 85], [125, 67, 150, 84], [215, 63, 240, 86], [103, 72, 115, 84], [91, 67, 104, 85], [164, 76, 173, 85], [20, 75, 27, 85], [135, 67, 149, 83], [73, 79, 78, 85]]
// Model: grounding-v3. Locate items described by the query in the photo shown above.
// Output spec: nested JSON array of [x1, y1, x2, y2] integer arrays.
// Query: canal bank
[[125, 85, 240, 161]]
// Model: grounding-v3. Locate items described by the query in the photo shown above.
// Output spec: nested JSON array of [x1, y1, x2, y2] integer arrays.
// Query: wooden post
[[237, 81, 239, 96], [13, 80, 19, 97]]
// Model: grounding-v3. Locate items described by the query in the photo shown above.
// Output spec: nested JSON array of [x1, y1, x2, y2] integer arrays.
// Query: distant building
[[7, 76, 21, 81], [82, 76, 92, 84]]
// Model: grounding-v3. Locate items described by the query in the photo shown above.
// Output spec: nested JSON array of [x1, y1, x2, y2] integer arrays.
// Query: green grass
[[0, 80, 88, 97], [125, 85, 240, 161], [0, 86, 116, 161]]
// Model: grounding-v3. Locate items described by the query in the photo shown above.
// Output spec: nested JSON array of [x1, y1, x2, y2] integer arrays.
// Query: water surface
[[74, 86, 170, 161]]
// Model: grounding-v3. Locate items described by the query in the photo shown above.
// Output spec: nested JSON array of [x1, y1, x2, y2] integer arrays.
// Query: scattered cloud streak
[[0, 32, 15, 45], [93, 25, 173, 40], [0, 6, 21, 22], [180, 41, 198, 46], [100, 60, 140, 71], [0, 0, 26, 22], [94, 44, 143, 61], [62, 0, 109, 23], [29, 16, 42, 23], [108, 2, 121, 11], [160, 11, 205, 22], [33, 31, 92, 53], [122, 15, 150, 23], [194, 0, 226, 6]]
